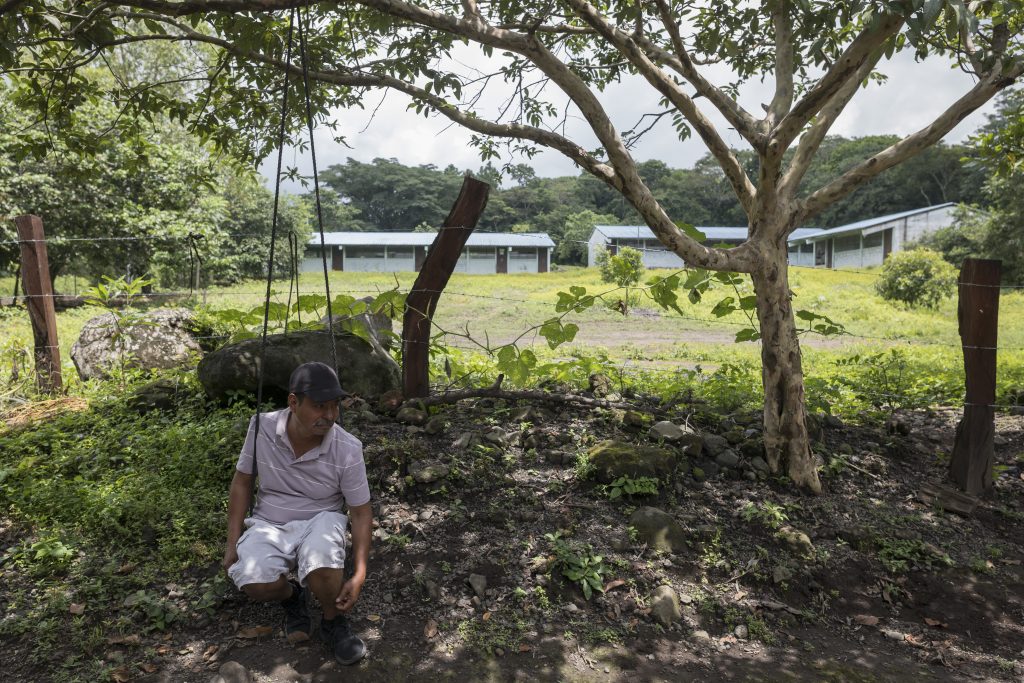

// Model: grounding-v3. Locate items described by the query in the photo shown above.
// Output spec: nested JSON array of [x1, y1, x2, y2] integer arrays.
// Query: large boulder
[[71, 308, 202, 380], [197, 329, 399, 400], [588, 440, 678, 484]]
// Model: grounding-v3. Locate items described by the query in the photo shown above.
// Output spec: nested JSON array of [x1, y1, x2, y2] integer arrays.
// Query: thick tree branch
[[644, 0, 761, 145], [767, 0, 793, 127], [778, 48, 883, 202], [798, 62, 1024, 223], [564, 0, 755, 216], [773, 13, 904, 149]]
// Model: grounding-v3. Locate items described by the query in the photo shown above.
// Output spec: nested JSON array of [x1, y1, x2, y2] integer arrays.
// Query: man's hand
[[222, 546, 238, 574], [335, 576, 365, 613]]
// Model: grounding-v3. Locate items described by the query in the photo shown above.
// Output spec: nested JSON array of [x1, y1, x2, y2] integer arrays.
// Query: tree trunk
[[751, 244, 822, 494]]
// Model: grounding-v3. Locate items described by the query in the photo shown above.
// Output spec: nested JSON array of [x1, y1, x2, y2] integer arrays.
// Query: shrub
[[596, 246, 645, 287], [875, 248, 958, 309]]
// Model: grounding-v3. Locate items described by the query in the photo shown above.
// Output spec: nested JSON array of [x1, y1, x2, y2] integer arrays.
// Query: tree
[[5, 1, 1022, 493], [556, 210, 620, 265]]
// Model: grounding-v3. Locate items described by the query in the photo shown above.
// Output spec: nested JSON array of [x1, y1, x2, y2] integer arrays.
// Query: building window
[[347, 246, 385, 259]]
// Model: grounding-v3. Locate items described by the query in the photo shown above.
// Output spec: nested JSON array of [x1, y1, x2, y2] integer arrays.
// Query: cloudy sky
[[262, 47, 998, 191]]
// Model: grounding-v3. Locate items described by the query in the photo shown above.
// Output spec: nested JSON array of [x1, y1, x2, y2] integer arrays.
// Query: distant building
[[786, 203, 957, 268], [587, 225, 819, 268], [302, 232, 555, 274]]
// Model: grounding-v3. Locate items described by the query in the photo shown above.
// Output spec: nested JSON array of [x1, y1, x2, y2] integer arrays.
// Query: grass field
[[1, 265, 1022, 408]]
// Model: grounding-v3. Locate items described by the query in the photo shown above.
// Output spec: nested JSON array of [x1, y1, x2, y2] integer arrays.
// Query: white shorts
[[228, 510, 348, 588]]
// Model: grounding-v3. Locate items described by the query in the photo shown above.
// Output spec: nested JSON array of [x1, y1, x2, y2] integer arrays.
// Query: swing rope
[[249, 8, 340, 508]]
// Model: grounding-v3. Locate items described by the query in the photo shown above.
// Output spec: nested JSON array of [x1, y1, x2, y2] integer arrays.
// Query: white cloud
[[262, 48, 997, 191]]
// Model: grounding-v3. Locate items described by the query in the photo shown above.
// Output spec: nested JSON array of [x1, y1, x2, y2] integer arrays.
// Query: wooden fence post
[[15, 215, 63, 393], [948, 258, 1001, 496], [402, 177, 489, 399]]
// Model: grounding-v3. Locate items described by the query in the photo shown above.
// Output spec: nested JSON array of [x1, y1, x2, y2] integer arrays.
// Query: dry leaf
[[854, 614, 879, 626], [237, 626, 273, 639], [603, 579, 626, 593], [924, 617, 948, 628], [366, 614, 382, 622], [482, 611, 491, 622], [139, 663, 158, 674], [424, 619, 438, 639], [69, 603, 85, 615], [116, 562, 137, 575], [110, 666, 131, 683], [733, 590, 748, 601], [156, 646, 171, 655], [202, 644, 219, 661], [519, 644, 531, 653], [905, 633, 927, 648]]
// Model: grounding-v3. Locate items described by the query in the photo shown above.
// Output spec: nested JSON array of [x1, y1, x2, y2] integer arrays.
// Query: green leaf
[[710, 297, 737, 317], [735, 327, 761, 343], [675, 221, 706, 242]]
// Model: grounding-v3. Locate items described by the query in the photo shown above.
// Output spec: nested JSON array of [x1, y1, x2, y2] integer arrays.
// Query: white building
[[588, 225, 820, 268], [786, 203, 957, 268], [303, 232, 555, 274]]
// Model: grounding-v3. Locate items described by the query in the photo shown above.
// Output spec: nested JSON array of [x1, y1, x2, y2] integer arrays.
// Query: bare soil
[[3, 401, 1023, 683]]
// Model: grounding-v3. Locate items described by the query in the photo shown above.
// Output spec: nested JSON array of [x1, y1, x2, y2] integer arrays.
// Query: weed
[[601, 475, 659, 500], [544, 531, 610, 600], [877, 539, 953, 574], [739, 501, 789, 530]]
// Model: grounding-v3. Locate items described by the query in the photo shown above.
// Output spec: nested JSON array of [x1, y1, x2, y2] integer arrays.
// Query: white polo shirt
[[236, 409, 371, 524]]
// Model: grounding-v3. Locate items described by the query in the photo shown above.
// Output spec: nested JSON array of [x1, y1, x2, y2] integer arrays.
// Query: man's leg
[[297, 512, 366, 665], [228, 521, 310, 643]]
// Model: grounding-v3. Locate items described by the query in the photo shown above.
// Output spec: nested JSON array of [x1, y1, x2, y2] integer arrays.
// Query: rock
[[749, 456, 770, 474], [72, 308, 203, 380], [216, 662, 251, 683], [482, 427, 509, 447], [739, 439, 763, 459], [423, 579, 442, 602], [824, 415, 844, 428], [623, 411, 648, 430], [396, 406, 428, 425], [588, 373, 613, 397], [648, 421, 693, 442], [702, 434, 729, 457], [692, 630, 711, 641], [628, 507, 687, 553], [723, 429, 745, 445], [734, 624, 749, 639], [424, 416, 447, 435], [588, 440, 678, 484], [378, 388, 404, 413], [697, 460, 720, 478], [650, 585, 682, 627], [772, 564, 794, 584], [777, 526, 814, 557], [692, 467, 706, 481], [452, 432, 480, 450], [543, 449, 569, 466], [467, 574, 487, 600], [837, 442, 854, 455], [409, 459, 450, 484], [715, 450, 740, 468], [127, 378, 184, 415], [197, 329, 399, 401]]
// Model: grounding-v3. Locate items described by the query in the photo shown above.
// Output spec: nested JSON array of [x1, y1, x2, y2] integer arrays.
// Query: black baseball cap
[[288, 362, 348, 402]]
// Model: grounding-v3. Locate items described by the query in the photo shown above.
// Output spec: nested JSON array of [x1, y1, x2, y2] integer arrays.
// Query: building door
[[496, 248, 508, 274], [332, 247, 344, 271], [539, 248, 548, 273]]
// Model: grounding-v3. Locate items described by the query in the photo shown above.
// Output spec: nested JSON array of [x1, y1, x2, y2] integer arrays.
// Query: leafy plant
[[875, 248, 958, 309], [602, 475, 659, 500], [83, 274, 157, 384], [544, 531, 610, 600], [740, 501, 789, 530], [595, 246, 645, 288]]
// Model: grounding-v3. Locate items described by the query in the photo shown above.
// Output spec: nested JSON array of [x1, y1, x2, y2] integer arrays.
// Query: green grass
[[1, 265, 1022, 410]]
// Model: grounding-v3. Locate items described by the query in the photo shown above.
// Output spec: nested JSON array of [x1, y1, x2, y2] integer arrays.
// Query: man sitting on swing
[[222, 361, 372, 666]]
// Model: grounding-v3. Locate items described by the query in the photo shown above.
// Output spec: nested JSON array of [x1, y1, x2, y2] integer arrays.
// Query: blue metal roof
[[789, 203, 955, 243], [594, 225, 820, 242], [309, 231, 555, 248]]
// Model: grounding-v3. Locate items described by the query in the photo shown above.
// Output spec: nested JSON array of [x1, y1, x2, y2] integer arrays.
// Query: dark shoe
[[281, 580, 310, 643], [320, 614, 366, 665]]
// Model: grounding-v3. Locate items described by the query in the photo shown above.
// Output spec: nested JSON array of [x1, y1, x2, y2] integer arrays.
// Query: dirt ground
[[3, 399, 1023, 683]]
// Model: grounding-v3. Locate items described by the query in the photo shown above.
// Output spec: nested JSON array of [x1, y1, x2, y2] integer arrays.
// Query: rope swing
[[250, 7, 340, 503]]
